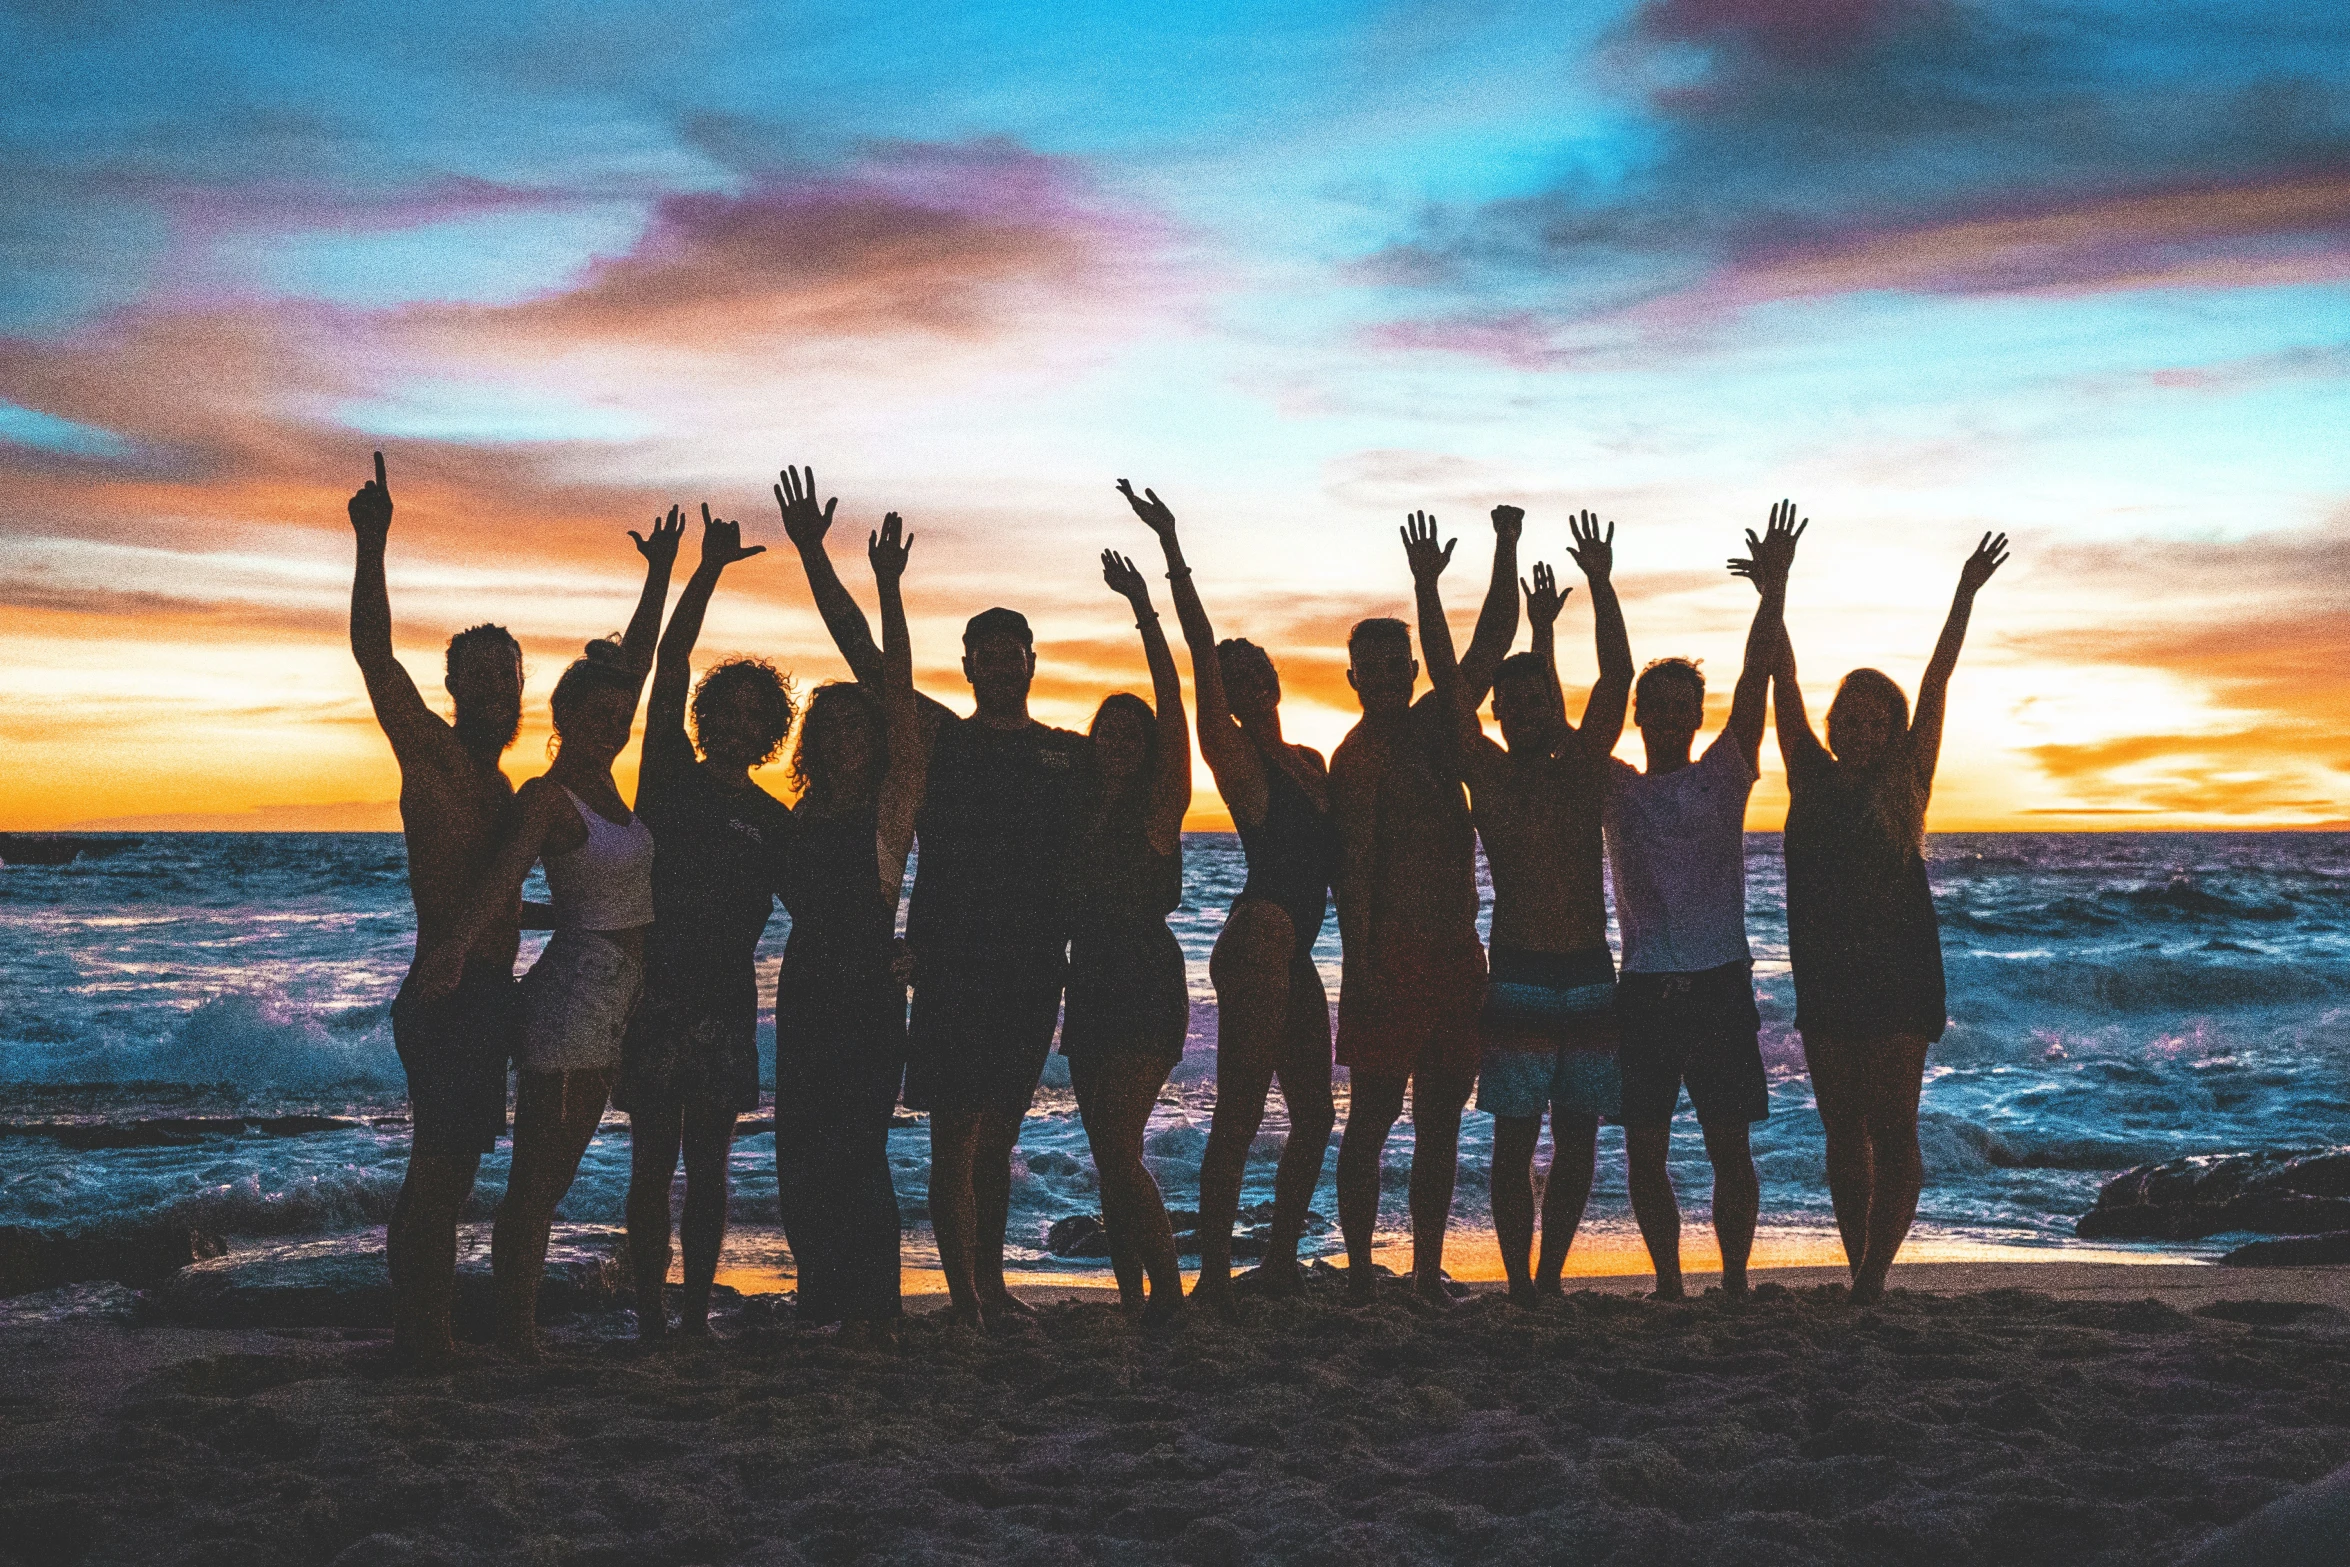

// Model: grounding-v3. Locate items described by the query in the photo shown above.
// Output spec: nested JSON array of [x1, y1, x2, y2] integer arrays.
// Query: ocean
[[4, 831, 2347, 1291]]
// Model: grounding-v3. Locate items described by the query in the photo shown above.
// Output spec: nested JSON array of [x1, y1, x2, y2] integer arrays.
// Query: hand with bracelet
[[1101, 548, 1159, 625]]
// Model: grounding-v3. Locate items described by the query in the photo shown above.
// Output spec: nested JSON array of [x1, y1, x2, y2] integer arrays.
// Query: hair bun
[[583, 637, 628, 669]]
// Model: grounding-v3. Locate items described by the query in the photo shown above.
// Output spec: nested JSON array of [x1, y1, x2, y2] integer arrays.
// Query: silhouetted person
[[1121, 482, 1338, 1318], [779, 466, 1085, 1330], [1768, 530, 2008, 1304], [1058, 548, 1192, 1323], [1418, 512, 1633, 1305], [1332, 505, 1521, 1305], [413, 508, 680, 1357], [349, 452, 526, 1369], [1603, 502, 1799, 1301], [771, 512, 919, 1345], [617, 507, 794, 1342]]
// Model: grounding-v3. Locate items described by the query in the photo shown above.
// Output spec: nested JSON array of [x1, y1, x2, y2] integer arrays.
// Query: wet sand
[[7, 1259, 2350, 1566]]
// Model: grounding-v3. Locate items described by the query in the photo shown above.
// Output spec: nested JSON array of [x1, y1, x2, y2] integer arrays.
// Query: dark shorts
[[903, 945, 1067, 1116], [1061, 922, 1189, 1061], [615, 975, 761, 1117], [1615, 960, 1768, 1128], [1335, 936, 1486, 1087], [391, 965, 519, 1156]]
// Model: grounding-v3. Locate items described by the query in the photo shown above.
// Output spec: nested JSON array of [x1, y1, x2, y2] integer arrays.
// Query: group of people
[[350, 450, 2007, 1367]]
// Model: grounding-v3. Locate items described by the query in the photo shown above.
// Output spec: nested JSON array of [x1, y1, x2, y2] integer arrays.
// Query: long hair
[[1089, 691, 1159, 809], [1828, 667, 1927, 855], [548, 638, 634, 747], [691, 657, 796, 766], [788, 681, 885, 806]]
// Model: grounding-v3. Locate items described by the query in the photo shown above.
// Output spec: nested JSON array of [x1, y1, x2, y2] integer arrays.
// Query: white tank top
[[543, 786, 655, 930]]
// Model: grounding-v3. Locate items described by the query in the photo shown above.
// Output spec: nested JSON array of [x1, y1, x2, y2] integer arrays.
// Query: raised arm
[[408, 780, 572, 1000], [620, 505, 684, 685], [1762, 608, 1827, 777], [1403, 511, 1473, 773], [1103, 550, 1192, 855], [777, 464, 883, 685], [1522, 561, 1570, 733], [1456, 503, 1523, 707], [870, 513, 925, 907], [1723, 499, 1803, 773], [347, 452, 443, 760], [1911, 531, 2008, 791], [1565, 510, 1632, 760], [643, 505, 766, 804], [1118, 480, 1265, 824]]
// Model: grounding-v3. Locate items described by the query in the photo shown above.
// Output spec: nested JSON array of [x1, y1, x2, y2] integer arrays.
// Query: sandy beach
[[8, 1257, 2350, 1566]]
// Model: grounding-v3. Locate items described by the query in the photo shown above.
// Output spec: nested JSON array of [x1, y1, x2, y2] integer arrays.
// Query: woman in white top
[[413, 519, 678, 1355]]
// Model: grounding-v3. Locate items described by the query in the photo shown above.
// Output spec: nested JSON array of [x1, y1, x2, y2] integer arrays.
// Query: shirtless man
[[779, 465, 1088, 1330], [349, 452, 526, 1368], [1604, 502, 1801, 1301], [1411, 511, 1632, 1305], [1330, 504, 1520, 1304]]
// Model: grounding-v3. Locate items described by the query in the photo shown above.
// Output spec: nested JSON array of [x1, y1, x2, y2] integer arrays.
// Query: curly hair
[[445, 623, 521, 683], [788, 681, 885, 804], [1634, 656, 1706, 704], [691, 657, 796, 766]]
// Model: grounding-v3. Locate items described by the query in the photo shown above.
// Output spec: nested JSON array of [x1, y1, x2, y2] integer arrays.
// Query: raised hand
[[349, 450, 392, 541], [868, 512, 912, 584], [1959, 531, 2010, 594], [1401, 510, 1455, 582], [1565, 509, 1614, 582], [1522, 561, 1569, 628], [1729, 497, 1805, 591], [1101, 549, 1151, 609], [774, 465, 838, 549], [1116, 479, 1179, 544], [1490, 503, 1525, 543], [631, 504, 685, 566], [696, 503, 765, 571]]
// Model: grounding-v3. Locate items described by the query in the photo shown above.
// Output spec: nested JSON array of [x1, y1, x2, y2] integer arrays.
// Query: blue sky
[[2, 0, 2347, 827]]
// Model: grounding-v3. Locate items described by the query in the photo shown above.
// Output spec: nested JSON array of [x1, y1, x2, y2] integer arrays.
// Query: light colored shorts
[[519, 930, 645, 1073], [1477, 1044, 1623, 1121]]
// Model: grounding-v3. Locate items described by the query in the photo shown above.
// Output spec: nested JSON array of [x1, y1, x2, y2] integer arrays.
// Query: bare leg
[[1803, 1030, 1873, 1281], [1407, 1070, 1472, 1301], [1701, 1118, 1759, 1297], [926, 1110, 984, 1326], [1625, 1123, 1683, 1300], [493, 1069, 614, 1358], [677, 1103, 738, 1331], [1852, 1033, 1931, 1304], [1075, 1052, 1183, 1322], [624, 1104, 684, 1342], [1489, 1115, 1542, 1303], [1193, 905, 1294, 1313], [1534, 1111, 1600, 1294], [1337, 1071, 1408, 1303], [388, 1148, 482, 1368], [1262, 955, 1336, 1295], [971, 1107, 1033, 1327]]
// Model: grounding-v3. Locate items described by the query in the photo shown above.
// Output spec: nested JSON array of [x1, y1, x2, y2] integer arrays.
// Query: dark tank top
[[1066, 794, 1182, 927], [1235, 748, 1335, 959], [1782, 747, 1946, 1041]]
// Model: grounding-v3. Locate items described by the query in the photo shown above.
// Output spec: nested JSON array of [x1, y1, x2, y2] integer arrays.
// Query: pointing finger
[[373, 451, 387, 491]]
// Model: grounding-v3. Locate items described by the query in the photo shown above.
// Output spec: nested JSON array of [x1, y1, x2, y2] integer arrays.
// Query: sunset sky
[[3, 0, 2346, 832]]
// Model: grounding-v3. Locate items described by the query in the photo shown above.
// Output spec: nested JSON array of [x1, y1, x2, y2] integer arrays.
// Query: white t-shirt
[[1603, 736, 1757, 974]]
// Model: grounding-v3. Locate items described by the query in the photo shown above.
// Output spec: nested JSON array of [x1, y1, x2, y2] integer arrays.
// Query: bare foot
[[1412, 1273, 1456, 1309], [1507, 1279, 1540, 1308], [1188, 1276, 1241, 1323], [939, 1301, 984, 1330], [1535, 1277, 1564, 1301], [979, 1292, 1037, 1333], [1140, 1292, 1185, 1330], [675, 1314, 711, 1338], [1848, 1279, 1886, 1307], [1237, 1257, 1305, 1300], [1648, 1284, 1686, 1304], [1344, 1267, 1380, 1307]]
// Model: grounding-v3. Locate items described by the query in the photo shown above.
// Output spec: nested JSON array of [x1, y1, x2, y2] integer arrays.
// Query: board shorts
[[902, 939, 1068, 1116], [1335, 936, 1486, 1088], [1615, 959, 1768, 1128], [391, 962, 519, 1156], [614, 973, 761, 1117], [1475, 945, 1623, 1121], [517, 930, 645, 1075]]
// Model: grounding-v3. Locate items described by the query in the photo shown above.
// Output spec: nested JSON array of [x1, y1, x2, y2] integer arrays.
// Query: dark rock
[[2220, 1232, 2350, 1267], [0, 833, 138, 866], [2076, 1148, 2350, 1240], [1046, 1215, 1111, 1258], [158, 1234, 626, 1330], [0, 1222, 228, 1296]]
